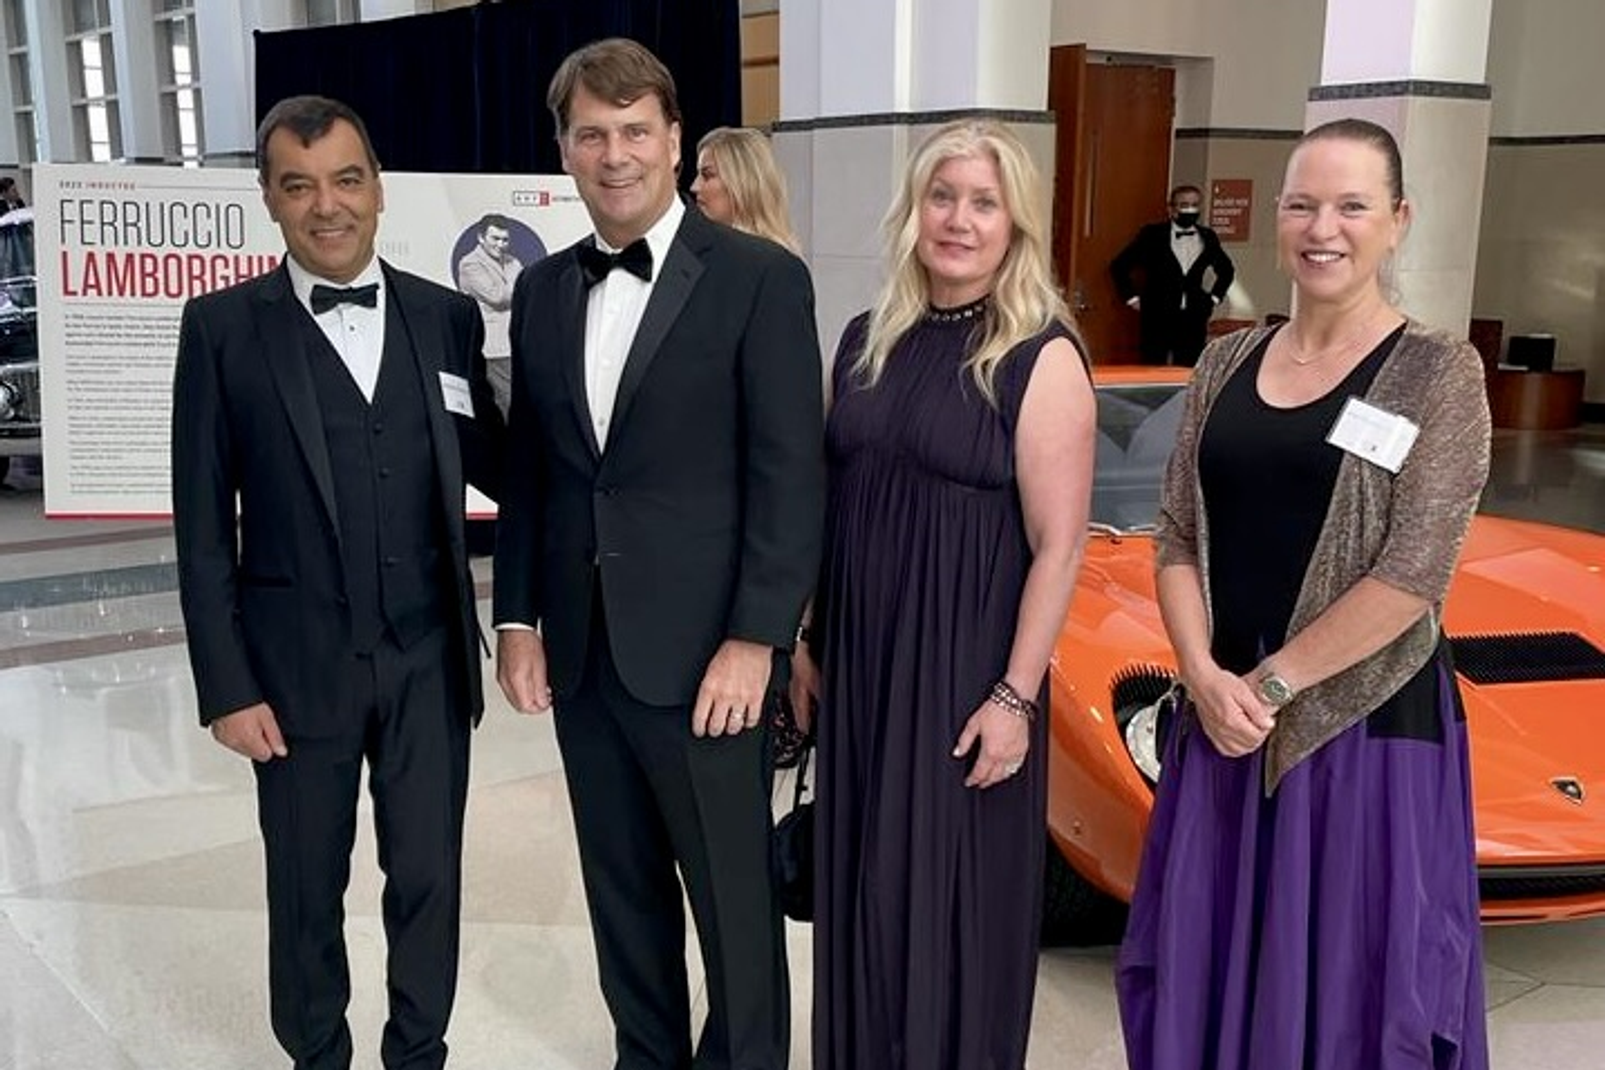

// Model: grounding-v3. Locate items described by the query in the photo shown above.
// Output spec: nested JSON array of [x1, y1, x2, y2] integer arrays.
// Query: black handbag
[[771, 743, 815, 923]]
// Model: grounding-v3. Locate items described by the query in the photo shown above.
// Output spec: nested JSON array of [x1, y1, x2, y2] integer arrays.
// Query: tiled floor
[[2, 426, 1604, 1070]]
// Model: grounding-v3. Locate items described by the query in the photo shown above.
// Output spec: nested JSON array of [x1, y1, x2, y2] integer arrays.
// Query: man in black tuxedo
[[1110, 183, 1236, 366], [171, 96, 502, 1070], [494, 38, 823, 1070]]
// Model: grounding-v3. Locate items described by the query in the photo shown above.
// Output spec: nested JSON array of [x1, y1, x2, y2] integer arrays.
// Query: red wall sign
[[1209, 179, 1253, 242]]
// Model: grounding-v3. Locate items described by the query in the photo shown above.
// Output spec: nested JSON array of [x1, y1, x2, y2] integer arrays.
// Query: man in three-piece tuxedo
[[493, 38, 824, 1070], [171, 96, 502, 1070], [1110, 183, 1237, 366]]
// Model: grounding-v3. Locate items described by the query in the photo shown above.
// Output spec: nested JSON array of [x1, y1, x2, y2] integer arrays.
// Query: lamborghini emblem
[[1551, 777, 1586, 805]]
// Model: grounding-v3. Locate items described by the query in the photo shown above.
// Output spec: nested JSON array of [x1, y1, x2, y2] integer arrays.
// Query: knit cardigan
[[1155, 319, 1491, 793]]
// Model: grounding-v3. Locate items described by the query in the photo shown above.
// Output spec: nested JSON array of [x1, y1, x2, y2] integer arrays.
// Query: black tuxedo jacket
[[1110, 220, 1236, 322], [494, 208, 825, 707], [171, 262, 504, 732]]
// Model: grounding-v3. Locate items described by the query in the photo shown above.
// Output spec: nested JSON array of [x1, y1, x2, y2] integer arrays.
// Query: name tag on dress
[[1326, 396, 1419, 473], [439, 372, 475, 417]]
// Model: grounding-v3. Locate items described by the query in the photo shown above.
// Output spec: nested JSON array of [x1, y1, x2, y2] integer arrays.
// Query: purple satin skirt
[[1117, 660, 1489, 1070]]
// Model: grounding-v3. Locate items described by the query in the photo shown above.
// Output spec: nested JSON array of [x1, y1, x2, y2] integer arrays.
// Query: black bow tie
[[310, 282, 379, 314], [1174, 228, 1197, 238], [577, 238, 653, 287]]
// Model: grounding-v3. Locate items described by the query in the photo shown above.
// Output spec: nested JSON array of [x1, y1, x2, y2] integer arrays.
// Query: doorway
[[1049, 46, 1175, 365]]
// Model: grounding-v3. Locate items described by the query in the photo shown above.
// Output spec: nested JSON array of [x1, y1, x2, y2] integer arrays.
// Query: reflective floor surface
[[2, 425, 1604, 1069]]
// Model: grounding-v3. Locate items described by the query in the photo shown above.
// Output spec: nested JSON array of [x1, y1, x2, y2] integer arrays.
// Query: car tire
[[1041, 837, 1127, 947]]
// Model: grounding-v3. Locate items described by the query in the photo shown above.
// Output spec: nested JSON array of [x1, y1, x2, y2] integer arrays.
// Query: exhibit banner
[[34, 163, 591, 517]]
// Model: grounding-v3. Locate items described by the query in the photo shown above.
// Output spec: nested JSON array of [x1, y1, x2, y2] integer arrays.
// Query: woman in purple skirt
[[1117, 119, 1492, 1070]]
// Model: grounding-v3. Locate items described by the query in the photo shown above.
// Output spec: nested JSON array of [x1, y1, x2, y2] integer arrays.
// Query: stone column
[[358, 0, 431, 20], [24, 0, 74, 161], [109, 0, 163, 163], [1305, 0, 1494, 335], [196, 0, 300, 166], [774, 0, 1055, 356]]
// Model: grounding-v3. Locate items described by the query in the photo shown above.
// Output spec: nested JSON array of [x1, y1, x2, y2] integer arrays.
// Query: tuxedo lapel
[[555, 253, 603, 460], [254, 266, 341, 539], [610, 218, 706, 437], [384, 265, 464, 556], [1157, 224, 1187, 281], [1182, 230, 1215, 288]]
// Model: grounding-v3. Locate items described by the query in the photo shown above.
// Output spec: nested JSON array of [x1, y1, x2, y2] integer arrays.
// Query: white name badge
[[439, 372, 475, 418], [1326, 396, 1419, 474]]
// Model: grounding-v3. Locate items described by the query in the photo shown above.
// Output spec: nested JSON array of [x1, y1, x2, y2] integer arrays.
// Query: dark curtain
[[253, 0, 741, 175]]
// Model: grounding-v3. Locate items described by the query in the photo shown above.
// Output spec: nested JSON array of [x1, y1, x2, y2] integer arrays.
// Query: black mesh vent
[[1449, 632, 1605, 685], [1111, 665, 1175, 712], [1479, 865, 1605, 903]]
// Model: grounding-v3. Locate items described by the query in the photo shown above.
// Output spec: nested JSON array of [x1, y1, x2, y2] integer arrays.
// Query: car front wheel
[[1041, 837, 1127, 947]]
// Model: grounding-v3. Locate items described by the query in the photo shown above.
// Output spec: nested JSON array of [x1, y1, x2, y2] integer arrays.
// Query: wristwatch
[[1255, 671, 1296, 708]]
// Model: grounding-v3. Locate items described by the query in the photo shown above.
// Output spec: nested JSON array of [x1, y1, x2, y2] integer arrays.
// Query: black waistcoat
[[299, 300, 447, 654]]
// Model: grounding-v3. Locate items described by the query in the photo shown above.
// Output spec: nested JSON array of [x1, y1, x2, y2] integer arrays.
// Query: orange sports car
[[1045, 367, 1605, 934]]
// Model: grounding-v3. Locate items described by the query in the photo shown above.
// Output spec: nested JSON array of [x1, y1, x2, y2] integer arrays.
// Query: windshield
[[1091, 382, 1186, 533], [0, 215, 35, 316]]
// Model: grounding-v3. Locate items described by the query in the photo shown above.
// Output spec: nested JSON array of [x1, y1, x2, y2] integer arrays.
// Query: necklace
[[1285, 308, 1386, 366], [925, 294, 990, 324]]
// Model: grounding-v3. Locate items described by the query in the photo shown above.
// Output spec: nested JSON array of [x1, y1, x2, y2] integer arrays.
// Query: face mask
[[1174, 210, 1200, 228]]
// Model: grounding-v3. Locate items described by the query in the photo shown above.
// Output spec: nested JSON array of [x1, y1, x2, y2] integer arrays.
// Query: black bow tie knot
[[577, 238, 653, 287], [1174, 228, 1197, 238], [310, 282, 379, 314]]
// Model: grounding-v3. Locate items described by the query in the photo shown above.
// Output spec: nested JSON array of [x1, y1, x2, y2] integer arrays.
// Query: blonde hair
[[854, 119, 1077, 405], [695, 127, 800, 254]]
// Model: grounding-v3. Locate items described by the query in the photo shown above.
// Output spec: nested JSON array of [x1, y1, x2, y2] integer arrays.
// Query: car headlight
[[1123, 698, 1167, 782], [1111, 669, 1180, 787], [0, 380, 18, 422]]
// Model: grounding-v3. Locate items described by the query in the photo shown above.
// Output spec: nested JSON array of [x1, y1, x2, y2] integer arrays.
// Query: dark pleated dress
[[1116, 329, 1490, 1070], [811, 304, 1072, 1070]]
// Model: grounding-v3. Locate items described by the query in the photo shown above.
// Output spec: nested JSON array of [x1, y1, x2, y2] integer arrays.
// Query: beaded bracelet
[[988, 679, 1040, 722]]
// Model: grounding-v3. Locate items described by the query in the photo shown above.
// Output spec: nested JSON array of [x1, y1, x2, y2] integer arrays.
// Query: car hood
[[1446, 517, 1605, 864], [1061, 516, 1605, 865], [1061, 534, 1168, 663]]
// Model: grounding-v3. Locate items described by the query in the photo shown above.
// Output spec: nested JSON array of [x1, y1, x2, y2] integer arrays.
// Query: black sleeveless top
[[1199, 324, 1403, 674]]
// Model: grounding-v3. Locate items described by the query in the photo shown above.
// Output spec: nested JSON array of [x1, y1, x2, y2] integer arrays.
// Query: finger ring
[[1003, 762, 1021, 776]]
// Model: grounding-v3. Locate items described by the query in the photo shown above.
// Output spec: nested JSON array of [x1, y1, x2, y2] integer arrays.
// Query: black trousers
[[555, 613, 789, 1070], [253, 626, 471, 1070], [1139, 305, 1212, 367]]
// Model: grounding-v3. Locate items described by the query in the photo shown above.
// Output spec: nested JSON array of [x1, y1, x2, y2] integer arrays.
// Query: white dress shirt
[[497, 199, 688, 636], [286, 255, 386, 402], [1170, 227, 1202, 310], [584, 197, 685, 449]]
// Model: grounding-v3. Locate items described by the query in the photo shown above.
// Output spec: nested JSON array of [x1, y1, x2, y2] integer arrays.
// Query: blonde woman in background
[[696, 124, 813, 768], [692, 126, 801, 253]]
